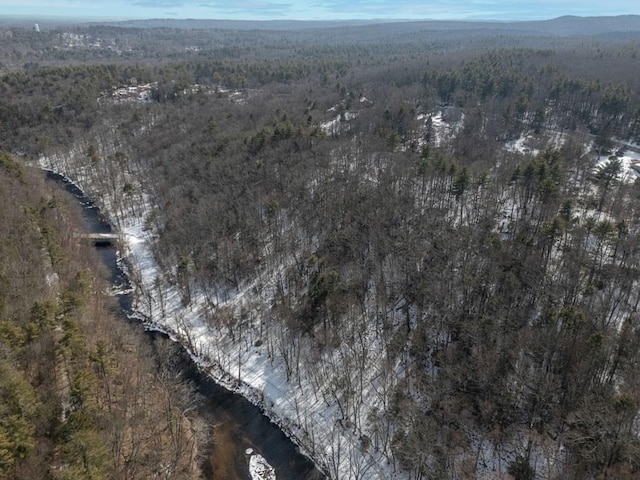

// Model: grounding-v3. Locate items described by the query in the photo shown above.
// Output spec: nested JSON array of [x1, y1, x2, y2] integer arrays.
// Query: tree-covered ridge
[[0, 153, 203, 480]]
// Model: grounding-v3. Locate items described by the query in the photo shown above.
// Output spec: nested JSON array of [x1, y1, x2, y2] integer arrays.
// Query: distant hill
[[106, 18, 384, 31], [105, 15, 640, 36], [516, 15, 640, 36]]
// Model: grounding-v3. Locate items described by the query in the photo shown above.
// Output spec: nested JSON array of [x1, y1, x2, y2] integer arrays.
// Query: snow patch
[[505, 136, 538, 155], [416, 110, 465, 148], [321, 111, 358, 135], [249, 454, 276, 480], [595, 150, 640, 183]]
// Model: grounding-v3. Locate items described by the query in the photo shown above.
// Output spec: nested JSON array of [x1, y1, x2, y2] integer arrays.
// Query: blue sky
[[1, 0, 639, 21]]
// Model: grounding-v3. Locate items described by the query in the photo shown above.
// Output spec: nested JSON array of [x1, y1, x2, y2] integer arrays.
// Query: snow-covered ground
[[417, 110, 465, 148], [595, 149, 640, 182], [34, 144, 403, 480], [504, 130, 566, 156], [321, 110, 358, 135], [505, 135, 539, 155], [247, 448, 276, 480], [121, 216, 400, 479], [102, 83, 156, 104], [504, 130, 640, 185]]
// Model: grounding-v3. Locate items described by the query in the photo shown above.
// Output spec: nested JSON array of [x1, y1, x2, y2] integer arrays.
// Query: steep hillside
[[0, 153, 204, 480]]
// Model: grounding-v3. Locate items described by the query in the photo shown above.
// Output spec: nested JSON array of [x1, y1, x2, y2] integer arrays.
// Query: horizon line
[[1, 13, 639, 25]]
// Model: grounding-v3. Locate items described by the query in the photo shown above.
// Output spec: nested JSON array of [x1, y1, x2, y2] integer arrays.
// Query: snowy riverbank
[[35, 148, 403, 480]]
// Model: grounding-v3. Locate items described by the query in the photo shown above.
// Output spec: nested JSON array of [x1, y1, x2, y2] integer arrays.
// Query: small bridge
[[77, 232, 120, 247]]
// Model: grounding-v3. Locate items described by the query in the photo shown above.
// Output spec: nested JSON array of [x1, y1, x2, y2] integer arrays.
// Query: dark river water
[[46, 171, 324, 480]]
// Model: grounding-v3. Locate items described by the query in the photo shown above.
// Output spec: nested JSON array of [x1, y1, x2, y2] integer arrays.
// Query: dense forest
[[2, 15, 640, 479], [0, 154, 205, 479]]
